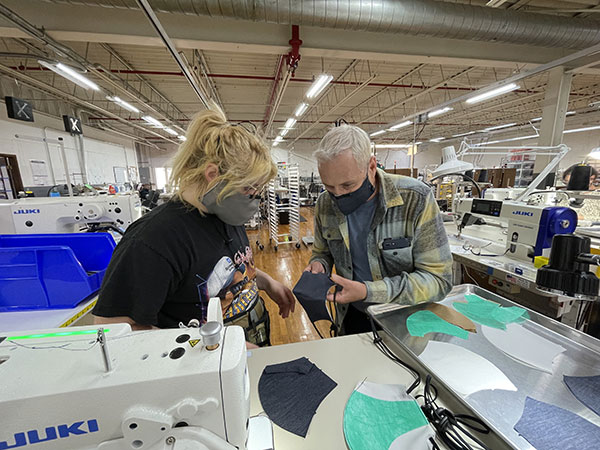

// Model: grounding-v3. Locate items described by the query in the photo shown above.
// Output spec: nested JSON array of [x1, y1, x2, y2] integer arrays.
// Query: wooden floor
[[247, 206, 332, 345]]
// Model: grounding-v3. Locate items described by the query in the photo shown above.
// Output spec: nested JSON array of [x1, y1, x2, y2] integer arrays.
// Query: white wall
[[0, 108, 138, 188]]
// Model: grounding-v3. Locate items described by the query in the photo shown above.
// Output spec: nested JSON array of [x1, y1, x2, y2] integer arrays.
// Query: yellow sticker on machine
[[188, 339, 201, 348]]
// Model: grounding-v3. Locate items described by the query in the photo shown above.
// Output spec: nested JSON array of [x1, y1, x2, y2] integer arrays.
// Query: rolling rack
[[267, 163, 301, 251]]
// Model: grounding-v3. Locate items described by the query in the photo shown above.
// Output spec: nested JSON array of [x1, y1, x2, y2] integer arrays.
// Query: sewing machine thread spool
[[200, 322, 223, 351]]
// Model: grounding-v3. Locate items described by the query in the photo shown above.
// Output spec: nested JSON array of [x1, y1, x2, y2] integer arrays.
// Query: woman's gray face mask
[[202, 182, 260, 226]]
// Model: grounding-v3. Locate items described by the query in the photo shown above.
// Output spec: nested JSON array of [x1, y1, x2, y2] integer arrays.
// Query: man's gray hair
[[314, 124, 372, 168]]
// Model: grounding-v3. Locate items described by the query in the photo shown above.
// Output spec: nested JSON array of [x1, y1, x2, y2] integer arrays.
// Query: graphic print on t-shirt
[[195, 245, 259, 322]]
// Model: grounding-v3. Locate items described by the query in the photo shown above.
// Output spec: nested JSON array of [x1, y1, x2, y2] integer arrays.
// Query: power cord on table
[[368, 317, 491, 449], [417, 375, 491, 450]]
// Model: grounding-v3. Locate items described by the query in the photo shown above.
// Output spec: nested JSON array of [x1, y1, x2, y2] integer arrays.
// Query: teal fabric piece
[[453, 295, 528, 330], [343, 391, 428, 450], [406, 310, 469, 340]]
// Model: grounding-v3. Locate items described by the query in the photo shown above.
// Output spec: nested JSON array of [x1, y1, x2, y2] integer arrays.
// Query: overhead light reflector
[[428, 107, 453, 119], [452, 131, 477, 138], [142, 115, 163, 128], [483, 123, 517, 132], [370, 130, 386, 137], [375, 144, 411, 148], [164, 127, 178, 136], [388, 120, 412, 131], [107, 96, 140, 113], [306, 74, 333, 99], [564, 125, 600, 134], [283, 118, 297, 129], [430, 137, 445, 143], [39, 60, 100, 91], [178, 135, 187, 141], [466, 83, 519, 105], [280, 128, 290, 137], [294, 103, 309, 117]]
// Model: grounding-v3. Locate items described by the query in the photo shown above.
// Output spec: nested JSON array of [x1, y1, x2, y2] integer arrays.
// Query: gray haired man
[[304, 125, 453, 334]]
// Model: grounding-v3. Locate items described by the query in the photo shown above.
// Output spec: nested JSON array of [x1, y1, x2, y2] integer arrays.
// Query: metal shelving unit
[[267, 163, 301, 251]]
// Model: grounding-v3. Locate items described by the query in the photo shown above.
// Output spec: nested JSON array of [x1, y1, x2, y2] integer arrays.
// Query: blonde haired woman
[[93, 108, 295, 347]]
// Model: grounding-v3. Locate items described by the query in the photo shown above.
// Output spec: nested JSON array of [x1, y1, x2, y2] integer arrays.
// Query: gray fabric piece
[[292, 272, 335, 323], [258, 357, 337, 437], [514, 397, 600, 450], [564, 375, 600, 417]]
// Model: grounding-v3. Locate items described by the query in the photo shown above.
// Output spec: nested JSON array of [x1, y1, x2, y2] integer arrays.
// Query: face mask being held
[[330, 174, 375, 215], [202, 182, 260, 226]]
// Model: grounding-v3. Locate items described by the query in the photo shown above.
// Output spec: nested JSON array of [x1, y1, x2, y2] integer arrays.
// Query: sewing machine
[[454, 198, 577, 262], [0, 300, 259, 449], [0, 194, 142, 234]]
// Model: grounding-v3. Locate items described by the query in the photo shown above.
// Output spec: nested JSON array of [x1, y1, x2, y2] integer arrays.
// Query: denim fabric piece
[[258, 357, 337, 437], [564, 375, 600, 417], [514, 397, 600, 450], [292, 272, 335, 322], [406, 310, 470, 340]]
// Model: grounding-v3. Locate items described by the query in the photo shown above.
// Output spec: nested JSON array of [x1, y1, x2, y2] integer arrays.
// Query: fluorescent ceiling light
[[164, 127, 178, 136], [472, 134, 538, 146], [375, 144, 411, 148], [178, 135, 187, 141], [274, 136, 284, 143], [452, 131, 477, 138], [370, 130, 386, 137], [306, 74, 333, 99], [532, 111, 575, 122], [531, 117, 542, 122], [107, 96, 140, 113], [483, 123, 517, 132], [284, 118, 297, 129], [279, 128, 289, 137], [414, 142, 422, 145], [466, 83, 519, 105], [564, 125, 600, 134], [294, 103, 309, 117], [428, 107, 453, 119], [142, 115, 163, 128], [388, 120, 412, 131], [430, 137, 445, 142], [39, 60, 100, 91]]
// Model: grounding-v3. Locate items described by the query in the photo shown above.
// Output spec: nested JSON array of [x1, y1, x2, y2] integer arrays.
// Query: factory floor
[[246, 206, 332, 345]]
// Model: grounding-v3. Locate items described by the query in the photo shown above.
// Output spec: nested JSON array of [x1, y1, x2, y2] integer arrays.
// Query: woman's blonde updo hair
[[170, 105, 277, 213]]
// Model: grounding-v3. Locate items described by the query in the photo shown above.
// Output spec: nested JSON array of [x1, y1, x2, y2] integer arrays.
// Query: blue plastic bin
[[0, 233, 116, 311]]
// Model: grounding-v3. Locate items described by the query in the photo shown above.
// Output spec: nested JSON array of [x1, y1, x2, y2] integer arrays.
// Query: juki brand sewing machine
[[0, 195, 142, 234], [454, 198, 577, 262], [0, 300, 260, 450]]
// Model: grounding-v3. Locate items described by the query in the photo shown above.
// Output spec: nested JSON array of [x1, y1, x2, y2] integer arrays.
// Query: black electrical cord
[[429, 173, 482, 198], [368, 315, 421, 394], [417, 375, 491, 450]]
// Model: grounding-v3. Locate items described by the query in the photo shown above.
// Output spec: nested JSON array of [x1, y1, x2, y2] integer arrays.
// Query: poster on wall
[[128, 166, 138, 185], [113, 166, 128, 185], [29, 159, 48, 186]]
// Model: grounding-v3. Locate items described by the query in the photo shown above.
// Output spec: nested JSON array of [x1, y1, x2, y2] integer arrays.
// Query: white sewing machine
[[453, 198, 577, 262], [0, 195, 142, 234], [0, 299, 263, 450]]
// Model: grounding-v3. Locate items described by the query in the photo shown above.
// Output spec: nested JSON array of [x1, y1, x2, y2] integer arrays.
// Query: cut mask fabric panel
[[343, 382, 433, 450], [419, 341, 517, 397], [406, 310, 470, 340], [514, 397, 600, 450], [453, 294, 528, 330], [564, 375, 600, 417], [292, 272, 335, 322], [482, 323, 566, 374], [258, 357, 337, 437]]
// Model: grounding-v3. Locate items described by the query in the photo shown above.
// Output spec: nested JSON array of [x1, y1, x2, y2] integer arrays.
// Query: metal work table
[[0, 296, 97, 332], [248, 332, 511, 450]]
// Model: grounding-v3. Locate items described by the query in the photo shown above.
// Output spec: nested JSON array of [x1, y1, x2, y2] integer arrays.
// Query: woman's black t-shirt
[[92, 200, 260, 328]]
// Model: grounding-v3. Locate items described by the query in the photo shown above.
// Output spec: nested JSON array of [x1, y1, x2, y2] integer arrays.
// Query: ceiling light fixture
[[388, 120, 412, 131], [164, 127, 178, 136], [370, 130, 386, 137], [39, 60, 100, 91], [483, 123, 517, 132], [564, 125, 600, 134], [142, 115, 163, 128], [107, 96, 140, 113], [452, 131, 477, 138], [279, 128, 290, 137], [294, 103, 309, 117], [178, 135, 187, 141], [375, 144, 411, 148], [283, 118, 297, 130], [428, 107, 453, 119], [472, 134, 538, 146], [466, 83, 519, 105], [430, 137, 445, 142], [306, 74, 333, 99]]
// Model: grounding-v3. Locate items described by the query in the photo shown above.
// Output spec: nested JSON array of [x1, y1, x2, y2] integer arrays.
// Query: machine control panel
[[471, 199, 502, 217]]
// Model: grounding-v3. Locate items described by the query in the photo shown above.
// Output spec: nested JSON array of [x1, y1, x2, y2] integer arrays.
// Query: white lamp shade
[[432, 145, 474, 178]]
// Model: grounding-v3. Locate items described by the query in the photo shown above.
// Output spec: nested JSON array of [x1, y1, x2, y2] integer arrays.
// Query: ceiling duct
[[43, 0, 600, 49]]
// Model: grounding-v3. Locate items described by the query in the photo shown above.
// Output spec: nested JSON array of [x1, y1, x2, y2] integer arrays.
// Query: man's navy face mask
[[330, 174, 375, 215], [293, 272, 336, 323]]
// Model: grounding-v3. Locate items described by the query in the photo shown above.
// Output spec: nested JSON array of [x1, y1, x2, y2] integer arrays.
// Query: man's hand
[[303, 260, 325, 274], [326, 274, 367, 304], [264, 278, 296, 318]]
